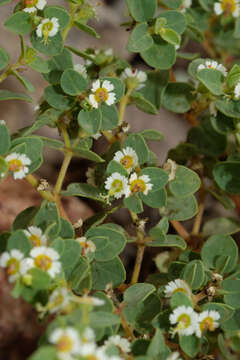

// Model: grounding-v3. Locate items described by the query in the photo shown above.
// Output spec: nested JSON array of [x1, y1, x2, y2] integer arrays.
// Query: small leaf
[[0, 90, 32, 102], [141, 36, 176, 70], [202, 217, 240, 236], [127, 23, 153, 53], [91, 257, 126, 290], [161, 194, 198, 221], [78, 109, 102, 135], [0, 47, 9, 71], [169, 166, 201, 197], [44, 6, 70, 30], [61, 69, 88, 96], [162, 82, 195, 113], [197, 69, 224, 95], [124, 194, 143, 214], [124, 283, 156, 306], [140, 129, 164, 141], [179, 336, 200, 358], [183, 260, 205, 290], [0, 121, 10, 155], [160, 27, 180, 46], [62, 183, 105, 202], [5, 11, 32, 35], [74, 21, 100, 38], [213, 162, 240, 194], [126, 0, 157, 22]]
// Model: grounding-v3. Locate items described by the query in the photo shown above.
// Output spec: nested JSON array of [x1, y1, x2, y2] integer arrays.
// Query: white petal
[[92, 79, 101, 92], [89, 94, 98, 108], [105, 92, 116, 105], [102, 80, 114, 92]]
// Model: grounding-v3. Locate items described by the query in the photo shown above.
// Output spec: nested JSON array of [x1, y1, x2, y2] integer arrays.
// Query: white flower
[[74, 63, 88, 78], [214, 0, 240, 18], [48, 287, 72, 314], [105, 172, 130, 199], [104, 335, 131, 353], [80, 343, 107, 360], [169, 306, 198, 336], [113, 147, 138, 174], [23, 0, 46, 13], [86, 167, 96, 186], [89, 79, 116, 108], [76, 237, 96, 254], [36, 17, 60, 43], [197, 60, 227, 77], [79, 295, 105, 307], [0, 249, 25, 283], [5, 152, 31, 180], [0, 120, 6, 125], [128, 172, 153, 196], [164, 279, 192, 298], [24, 226, 47, 247], [20, 257, 34, 275], [181, 0, 192, 11], [49, 327, 81, 360], [167, 352, 183, 360], [81, 327, 95, 344], [234, 81, 240, 99], [121, 68, 147, 90], [195, 310, 220, 338], [30, 246, 61, 278]]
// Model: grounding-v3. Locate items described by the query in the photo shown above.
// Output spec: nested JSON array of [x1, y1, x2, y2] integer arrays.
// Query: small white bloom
[[0, 120, 6, 125], [128, 172, 153, 196], [48, 287, 72, 314], [89, 79, 116, 108], [30, 246, 61, 278], [73, 218, 83, 229], [86, 167, 96, 187], [92, 132, 102, 140], [74, 63, 88, 78], [195, 310, 220, 338], [167, 352, 183, 360], [24, 226, 47, 247], [164, 279, 192, 298], [169, 306, 198, 336], [20, 257, 34, 276], [113, 147, 138, 173], [49, 327, 81, 359], [214, 0, 240, 18], [104, 48, 113, 56], [105, 172, 130, 199], [104, 335, 131, 353], [81, 327, 95, 344], [79, 295, 105, 307], [80, 343, 106, 360], [36, 17, 60, 42], [234, 81, 240, 99], [0, 249, 25, 283], [76, 237, 96, 254], [163, 159, 178, 182], [122, 123, 130, 133], [181, 0, 192, 12], [197, 60, 227, 77], [121, 68, 147, 90], [23, 0, 46, 13], [5, 152, 31, 180]]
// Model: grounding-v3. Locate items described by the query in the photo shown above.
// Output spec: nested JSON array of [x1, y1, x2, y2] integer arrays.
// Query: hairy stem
[[192, 191, 205, 235], [130, 243, 145, 285], [170, 220, 190, 241]]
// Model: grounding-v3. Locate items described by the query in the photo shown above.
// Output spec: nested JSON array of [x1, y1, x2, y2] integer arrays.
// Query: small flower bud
[[212, 272, 223, 282], [207, 286, 216, 297], [23, 274, 32, 286], [37, 179, 49, 191], [163, 159, 178, 182], [73, 218, 83, 229]]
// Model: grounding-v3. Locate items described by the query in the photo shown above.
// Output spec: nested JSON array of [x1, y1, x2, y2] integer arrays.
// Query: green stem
[[62, 3, 78, 41], [118, 87, 134, 126]]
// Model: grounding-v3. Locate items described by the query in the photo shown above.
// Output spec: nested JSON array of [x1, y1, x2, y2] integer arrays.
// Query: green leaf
[[107, 160, 129, 177], [31, 32, 63, 56], [162, 82, 195, 113], [0, 156, 8, 182], [62, 183, 105, 202], [0, 121, 10, 155], [147, 329, 171, 358], [44, 6, 70, 30], [161, 0, 182, 9], [100, 104, 118, 131], [5, 11, 32, 35], [140, 167, 169, 191], [146, 234, 187, 250], [213, 162, 240, 194], [197, 69, 224, 95], [61, 69, 88, 96], [180, 336, 200, 358], [124, 283, 156, 306], [12, 71, 35, 93], [39, 137, 64, 150], [86, 225, 126, 261], [216, 98, 240, 119], [126, 0, 157, 22], [140, 188, 167, 208], [161, 194, 198, 221], [130, 92, 158, 114], [201, 235, 238, 274], [157, 11, 186, 34], [74, 21, 100, 38], [124, 133, 149, 165], [127, 23, 153, 53], [141, 36, 176, 70], [183, 260, 205, 290], [91, 257, 126, 290], [45, 85, 73, 111], [43, 48, 73, 84], [0, 47, 9, 71], [234, 17, 240, 39], [29, 268, 51, 290], [124, 194, 143, 214], [169, 166, 201, 197], [202, 217, 240, 236], [12, 206, 38, 231], [140, 129, 164, 141], [210, 113, 235, 135], [26, 53, 50, 74], [29, 346, 57, 360], [78, 109, 102, 135], [222, 279, 240, 308], [11, 136, 43, 173], [70, 256, 91, 294], [72, 146, 104, 163], [53, 239, 81, 279], [89, 311, 120, 328], [160, 28, 180, 46], [34, 201, 61, 238], [170, 292, 193, 309], [7, 230, 31, 255], [58, 218, 75, 239], [0, 90, 32, 102], [0, 0, 12, 5], [226, 64, 240, 89]]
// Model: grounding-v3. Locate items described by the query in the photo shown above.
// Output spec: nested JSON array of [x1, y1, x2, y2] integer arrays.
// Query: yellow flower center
[[34, 254, 52, 271], [42, 21, 53, 37], [86, 356, 98, 360], [173, 287, 187, 295], [177, 314, 191, 329], [200, 317, 215, 332], [8, 159, 23, 172], [57, 335, 73, 353], [7, 258, 20, 275], [94, 88, 109, 103], [130, 179, 146, 193], [29, 234, 41, 247], [110, 179, 123, 194], [221, 0, 236, 13], [25, 0, 38, 7], [120, 155, 134, 170]]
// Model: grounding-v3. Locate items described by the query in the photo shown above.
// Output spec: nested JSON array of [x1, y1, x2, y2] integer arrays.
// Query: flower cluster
[[197, 60, 227, 77], [121, 68, 147, 90], [48, 326, 130, 360], [104, 147, 153, 200], [5, 152, 31, 180]]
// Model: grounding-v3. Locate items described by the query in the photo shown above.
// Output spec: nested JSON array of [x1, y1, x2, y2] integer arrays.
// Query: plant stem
[[62, 3, 78, 41], [130, 243, 145, 285], [54, 151, 72, 197], [192, 192, 205, 235], [119, 305, 135, 340], [118, 87, 134, 126], [170, 220, 190, 241]]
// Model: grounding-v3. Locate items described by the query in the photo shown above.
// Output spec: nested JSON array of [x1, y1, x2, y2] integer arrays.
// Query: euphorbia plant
[[0, 0, 240, 359]]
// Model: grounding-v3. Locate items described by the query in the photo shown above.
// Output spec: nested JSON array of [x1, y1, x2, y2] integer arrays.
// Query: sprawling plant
[[0, 0, 240, 359]]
